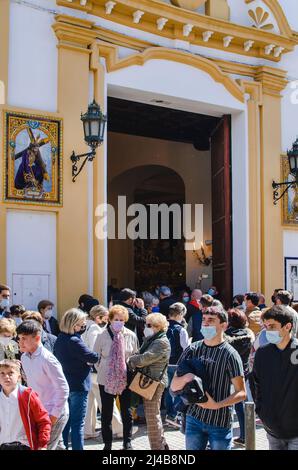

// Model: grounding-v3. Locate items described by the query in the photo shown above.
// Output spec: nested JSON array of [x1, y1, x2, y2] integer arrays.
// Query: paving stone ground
[[84, 417, 269, 451]]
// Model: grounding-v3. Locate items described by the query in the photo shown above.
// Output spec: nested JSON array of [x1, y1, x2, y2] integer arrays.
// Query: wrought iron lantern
[[70, 100, 107, 182], [272, 137, 298, 204]]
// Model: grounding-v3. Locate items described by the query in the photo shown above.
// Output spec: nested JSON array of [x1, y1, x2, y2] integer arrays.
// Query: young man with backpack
[[165, 302, 190, 427]]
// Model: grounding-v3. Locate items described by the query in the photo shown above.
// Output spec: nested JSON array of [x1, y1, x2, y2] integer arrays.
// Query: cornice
[[56, 0, 296, 61], [255, 66, 288, 96], [53, 14, 289, 96]]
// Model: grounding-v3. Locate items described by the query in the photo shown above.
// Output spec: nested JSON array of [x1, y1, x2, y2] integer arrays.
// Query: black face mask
[[271, 295, 276, 304], [78, 325, 87, 335], [232, 301, 239, 308]]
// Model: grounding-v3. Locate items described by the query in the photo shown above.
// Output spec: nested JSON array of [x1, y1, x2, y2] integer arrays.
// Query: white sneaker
[[132, 426, 138, 435]]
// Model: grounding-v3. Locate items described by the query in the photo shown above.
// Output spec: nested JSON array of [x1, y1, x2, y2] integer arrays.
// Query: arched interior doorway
[[108, 165, 186, 292], [108, 99, 232, 304]]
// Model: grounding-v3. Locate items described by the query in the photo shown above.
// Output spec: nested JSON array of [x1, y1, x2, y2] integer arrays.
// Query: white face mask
[[0, 336, 12, 348], [144, 327, 154, 338], [44, 309, 53, 320]]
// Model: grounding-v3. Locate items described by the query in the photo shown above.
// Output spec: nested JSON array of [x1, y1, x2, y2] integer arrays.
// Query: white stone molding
[[223, 36, 233, 48], [183, 24, 193, 37], [264, 44, 276, 55], [156, 18, 168, 31], [133, 10, 145, 24], [244, 40, 254, 52], [105, 1, 116, 14], [273, 46, 284, 57], [202, 31, 214, 42]]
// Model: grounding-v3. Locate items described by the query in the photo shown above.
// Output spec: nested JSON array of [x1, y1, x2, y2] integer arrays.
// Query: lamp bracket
[[71, 149, 96, 182], [272, 180, 297, 205]]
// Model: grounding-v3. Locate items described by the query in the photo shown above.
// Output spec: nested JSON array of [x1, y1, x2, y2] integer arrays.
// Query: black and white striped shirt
[[177, 340, 244, 429]]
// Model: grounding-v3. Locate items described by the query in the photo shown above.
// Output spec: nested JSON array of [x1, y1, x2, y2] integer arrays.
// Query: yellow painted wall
[[260, 92, 284, 299], [56, 45, 91, 315]]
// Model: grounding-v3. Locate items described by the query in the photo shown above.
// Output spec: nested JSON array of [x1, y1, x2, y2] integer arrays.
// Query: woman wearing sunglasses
[[128, 313, 170, 450]]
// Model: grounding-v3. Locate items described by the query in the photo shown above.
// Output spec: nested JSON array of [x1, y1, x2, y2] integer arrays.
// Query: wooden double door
[[210, 115, 233, 308]]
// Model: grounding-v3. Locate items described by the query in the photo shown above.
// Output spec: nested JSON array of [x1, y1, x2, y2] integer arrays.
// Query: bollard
[[245, 402, 256, 450]]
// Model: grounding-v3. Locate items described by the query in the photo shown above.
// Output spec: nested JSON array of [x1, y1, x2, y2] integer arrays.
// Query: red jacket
[[17, 385, 52, 450]]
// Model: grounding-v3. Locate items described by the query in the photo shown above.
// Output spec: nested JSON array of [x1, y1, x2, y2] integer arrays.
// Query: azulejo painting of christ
[[4, 111, 62, 206], [281, 155, 298, 225]]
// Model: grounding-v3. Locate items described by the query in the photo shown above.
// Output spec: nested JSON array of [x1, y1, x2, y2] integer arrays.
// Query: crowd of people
[[0, 282, 298, 451]]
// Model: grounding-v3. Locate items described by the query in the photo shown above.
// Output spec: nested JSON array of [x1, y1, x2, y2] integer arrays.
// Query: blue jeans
[[185, 415, 233, 450], [164, 365, 179, 418], [235, 401, 245, 440], [63, 391, 88, 450]]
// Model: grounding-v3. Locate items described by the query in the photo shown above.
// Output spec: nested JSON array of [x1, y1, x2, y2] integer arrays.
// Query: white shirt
[[0, 386, 29, 446], [82, 320, 105, 351], [180, 327, 191, 350], [21, 344, 69, 418]]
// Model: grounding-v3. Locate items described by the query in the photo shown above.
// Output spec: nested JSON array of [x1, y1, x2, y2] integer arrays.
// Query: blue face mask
[[152, 306, 159, 313], [0, 299, 9, 310], [208, 289, 216, 296], [183, 296, 190, 303], [266, 330, 282, 345], [201, 325, 217, 341]]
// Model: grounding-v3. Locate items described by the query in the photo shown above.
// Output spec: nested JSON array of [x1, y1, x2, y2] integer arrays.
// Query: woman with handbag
[[127, 313, 171, 450], [93, 304, 139, 450]]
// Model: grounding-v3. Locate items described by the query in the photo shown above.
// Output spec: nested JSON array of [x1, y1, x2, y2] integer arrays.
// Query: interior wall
[[108, 131, 212, 291]]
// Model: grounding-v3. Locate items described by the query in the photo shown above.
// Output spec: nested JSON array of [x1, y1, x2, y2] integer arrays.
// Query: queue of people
[[1, 281, 298, 451]]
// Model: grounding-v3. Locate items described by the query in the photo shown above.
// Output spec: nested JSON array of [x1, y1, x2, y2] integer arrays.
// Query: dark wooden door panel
[[211, 115, 232, 308]]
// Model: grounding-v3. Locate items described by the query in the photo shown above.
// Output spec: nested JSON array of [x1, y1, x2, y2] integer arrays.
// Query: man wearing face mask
[[184, 289, 202, 323], [115, 288, 147, 344], [0, 284, 11, 319], [9, 304, 25, 327], [38, 299, 60, 337], [187, 294, 213, 343], [250, 305, 298, 450], [232, 294, 246, 311], [172, 306, 246, 450]]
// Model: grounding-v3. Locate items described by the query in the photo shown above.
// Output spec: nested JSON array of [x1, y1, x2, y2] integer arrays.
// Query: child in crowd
[[0, 359, 51, 450]]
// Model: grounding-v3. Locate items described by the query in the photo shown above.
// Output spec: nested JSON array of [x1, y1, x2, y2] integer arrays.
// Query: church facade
[[0, 0, 298, 314]]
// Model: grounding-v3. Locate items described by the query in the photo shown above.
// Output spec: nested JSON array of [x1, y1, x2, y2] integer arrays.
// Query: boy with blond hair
[[0, 359, 51, 450]]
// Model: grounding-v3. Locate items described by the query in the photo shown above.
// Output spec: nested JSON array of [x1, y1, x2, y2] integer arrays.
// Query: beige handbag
[[129, 365, 167, 400]]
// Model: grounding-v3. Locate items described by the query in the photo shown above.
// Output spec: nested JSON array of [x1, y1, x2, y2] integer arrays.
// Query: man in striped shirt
[[172, 307, 246, 450]]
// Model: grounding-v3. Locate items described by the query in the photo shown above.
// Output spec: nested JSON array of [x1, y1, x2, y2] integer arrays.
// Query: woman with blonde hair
[[82, 304, 123, 439], [54, 308, 99, 450], [93, 304, 139, 450], [128, 313, 171, 450]]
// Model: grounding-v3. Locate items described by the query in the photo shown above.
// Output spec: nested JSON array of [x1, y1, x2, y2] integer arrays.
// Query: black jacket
[[250, 338, 298, 439], [185, 302, 200, 323], [159, 296, 177, 317], [225, 327, 254, 377], [43, 316, 60, 337]]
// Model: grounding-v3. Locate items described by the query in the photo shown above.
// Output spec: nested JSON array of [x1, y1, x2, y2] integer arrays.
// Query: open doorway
[[107, 97, 232, 305]]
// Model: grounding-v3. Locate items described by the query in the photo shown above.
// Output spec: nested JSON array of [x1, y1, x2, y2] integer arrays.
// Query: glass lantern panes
[[288, 138, 298, 178], [81, 100, 107, 150]]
